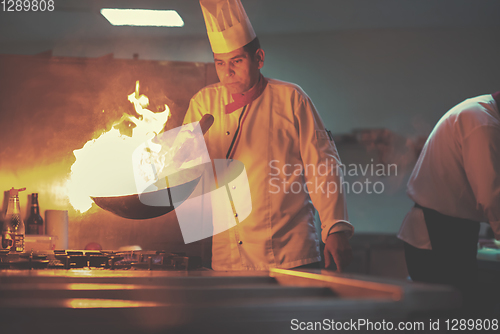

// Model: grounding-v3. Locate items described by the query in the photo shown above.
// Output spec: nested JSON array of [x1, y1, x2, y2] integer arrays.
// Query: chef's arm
[[169, 96, 214, 167], [294, 92, 354, 270], [462, 125, 500, 240], [183, 96, 205, 125]]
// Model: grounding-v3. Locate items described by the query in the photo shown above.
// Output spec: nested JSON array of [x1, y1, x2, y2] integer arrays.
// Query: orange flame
[[66, 81, 170, 212]]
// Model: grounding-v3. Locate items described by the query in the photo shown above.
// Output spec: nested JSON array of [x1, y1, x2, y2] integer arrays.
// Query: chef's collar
[[225, 74, 268, 114]]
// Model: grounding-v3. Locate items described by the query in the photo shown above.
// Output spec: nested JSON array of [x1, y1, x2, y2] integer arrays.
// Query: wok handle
[[199, 114, 214, 135]]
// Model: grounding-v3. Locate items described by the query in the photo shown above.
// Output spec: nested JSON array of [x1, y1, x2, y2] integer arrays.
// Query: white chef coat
[[398, 94, 500, 249], [184, 78, 353, 270]]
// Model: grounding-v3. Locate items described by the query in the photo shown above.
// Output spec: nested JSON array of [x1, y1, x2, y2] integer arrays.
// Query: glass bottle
[[2, 187, 26, 252], [26, 193, 44, 235]]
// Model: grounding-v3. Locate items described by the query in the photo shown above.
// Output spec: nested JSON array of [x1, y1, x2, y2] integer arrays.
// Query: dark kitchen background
[[1, 0, 500, 277]]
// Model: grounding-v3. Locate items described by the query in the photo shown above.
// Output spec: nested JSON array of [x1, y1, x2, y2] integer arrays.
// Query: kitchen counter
[[478, 247, 500, 269], [0, 267, 460, 334], [477, 248, 500, 315]]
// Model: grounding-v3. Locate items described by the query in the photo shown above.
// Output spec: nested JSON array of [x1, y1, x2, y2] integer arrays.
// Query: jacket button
[[238, 240, 243, 245], [234, 213, 238, 218], [226, 131, 230, 135]]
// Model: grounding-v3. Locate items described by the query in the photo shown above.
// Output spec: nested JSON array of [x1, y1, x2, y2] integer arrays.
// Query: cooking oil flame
[[66, 81, 170, 212]]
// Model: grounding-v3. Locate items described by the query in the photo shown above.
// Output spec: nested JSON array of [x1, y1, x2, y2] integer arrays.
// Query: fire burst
[[66, 81, 170, 213]]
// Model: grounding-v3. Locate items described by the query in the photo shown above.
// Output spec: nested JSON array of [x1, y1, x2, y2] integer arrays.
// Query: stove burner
[[0, 250, 201, 270]]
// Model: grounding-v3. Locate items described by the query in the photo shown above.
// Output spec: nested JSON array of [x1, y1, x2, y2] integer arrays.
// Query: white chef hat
[[200, 0, 256, 54]]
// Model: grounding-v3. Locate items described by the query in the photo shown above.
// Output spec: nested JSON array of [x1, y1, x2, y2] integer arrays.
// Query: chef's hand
[[324, 231, 352, 272]]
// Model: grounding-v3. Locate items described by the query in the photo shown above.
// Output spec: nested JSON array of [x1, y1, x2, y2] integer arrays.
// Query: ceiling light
[[101, 9, 184, 27]]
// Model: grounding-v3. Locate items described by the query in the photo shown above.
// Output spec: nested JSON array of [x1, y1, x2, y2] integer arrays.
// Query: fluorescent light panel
[[101, 8, 184, 27]]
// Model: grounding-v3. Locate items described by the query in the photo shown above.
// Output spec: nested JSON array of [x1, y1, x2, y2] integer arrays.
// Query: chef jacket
[[183, 77, 353, 270], [398, 94, 500, 249]]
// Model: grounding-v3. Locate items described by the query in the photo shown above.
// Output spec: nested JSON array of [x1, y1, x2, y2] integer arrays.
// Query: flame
[[66, 81, 171, 212], [66, 298, 162, 308]]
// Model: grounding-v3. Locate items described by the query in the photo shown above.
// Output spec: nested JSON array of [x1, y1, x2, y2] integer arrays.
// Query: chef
[[183, 0, 353, 271], [398, 91, 500, 309]]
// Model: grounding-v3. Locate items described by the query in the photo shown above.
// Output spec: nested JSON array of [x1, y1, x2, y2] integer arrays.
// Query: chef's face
[[214, 47, 265, 94]]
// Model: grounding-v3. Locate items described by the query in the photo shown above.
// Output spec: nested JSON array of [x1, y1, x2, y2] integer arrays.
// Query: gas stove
[[0, 249, 201, 270]]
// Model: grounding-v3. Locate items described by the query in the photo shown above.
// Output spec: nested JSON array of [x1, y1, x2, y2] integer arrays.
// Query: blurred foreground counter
[[477, 246, 500, 315], [0, 267, 460, 334]]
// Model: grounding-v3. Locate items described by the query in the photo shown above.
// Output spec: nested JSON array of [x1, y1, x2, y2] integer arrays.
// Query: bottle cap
[[9, 187, 26, 197]]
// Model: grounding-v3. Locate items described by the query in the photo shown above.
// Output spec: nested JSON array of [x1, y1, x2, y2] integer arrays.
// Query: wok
[[91, 175, 201, 219], [91, 114, 214, 220]]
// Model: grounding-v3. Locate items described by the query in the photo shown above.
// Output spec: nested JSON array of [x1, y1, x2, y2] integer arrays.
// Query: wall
[[2, 26, 500, 238], [0, 54, 218, 252], [259, 27, 500, 233]]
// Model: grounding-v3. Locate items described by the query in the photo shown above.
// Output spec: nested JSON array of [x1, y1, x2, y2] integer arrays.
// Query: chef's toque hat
[[200, 0, 256, 54]]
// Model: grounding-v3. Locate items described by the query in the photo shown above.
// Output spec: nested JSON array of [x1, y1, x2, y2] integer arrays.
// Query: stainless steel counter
[[0, 267, 460, 334]]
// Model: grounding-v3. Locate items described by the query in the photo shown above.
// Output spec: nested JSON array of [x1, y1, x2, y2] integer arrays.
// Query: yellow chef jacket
[[184, 77, 353, 270]]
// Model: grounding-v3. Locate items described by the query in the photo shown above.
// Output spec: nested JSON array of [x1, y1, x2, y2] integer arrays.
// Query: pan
[[91, 114, 214, 220]]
